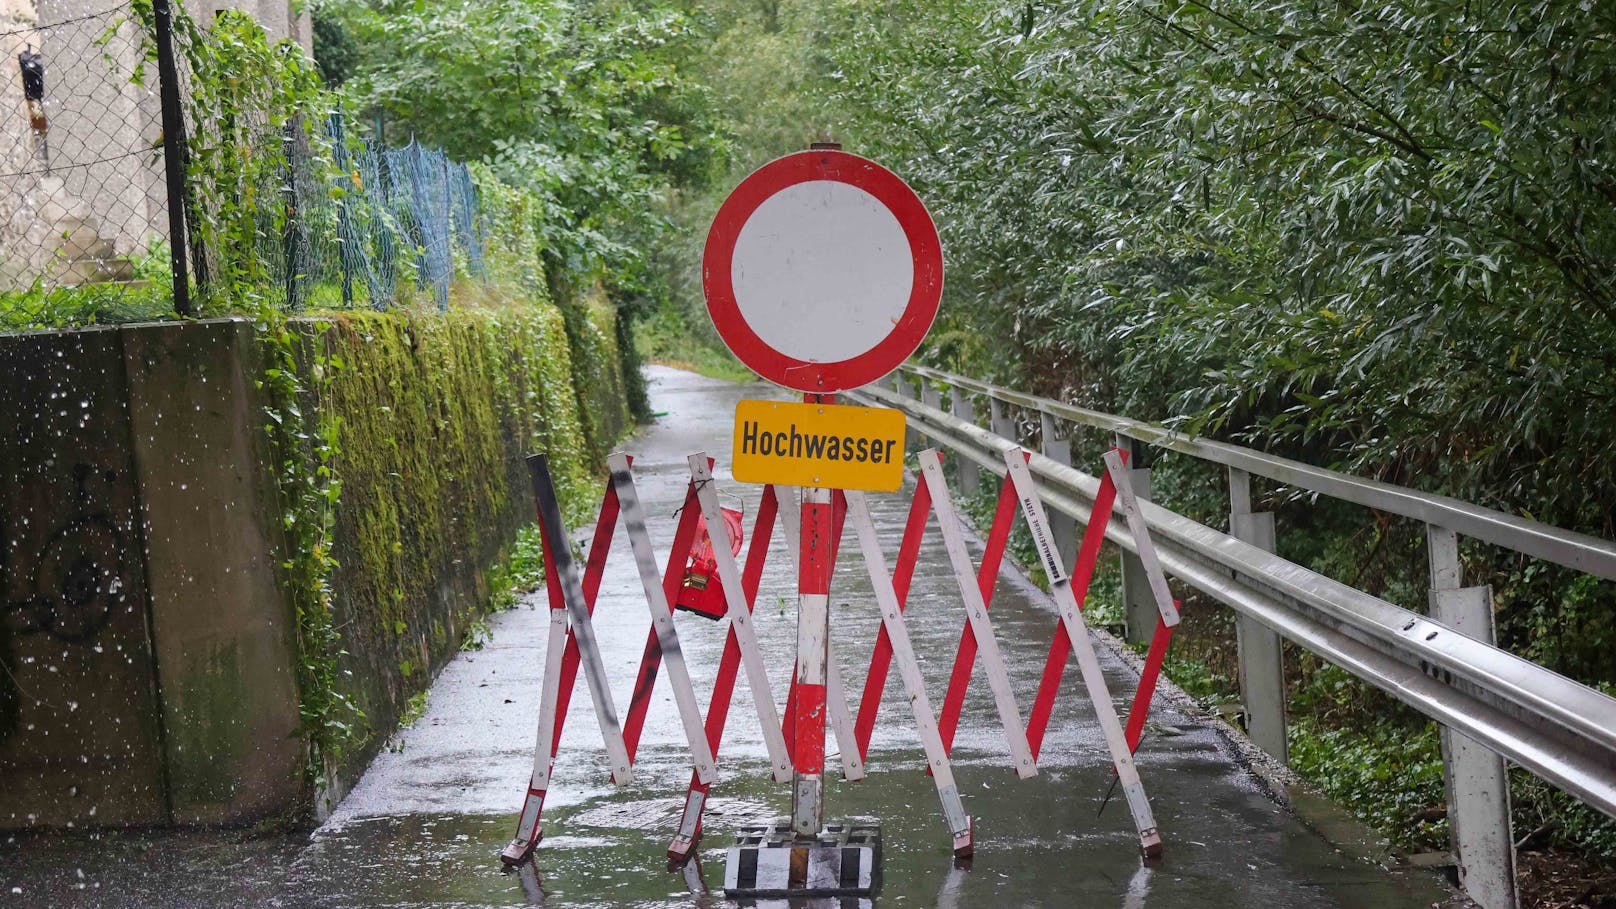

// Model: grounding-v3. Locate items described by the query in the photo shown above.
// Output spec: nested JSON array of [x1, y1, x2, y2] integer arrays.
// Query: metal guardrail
[[846, 378, 1616, 823], [896, 363, 1616, 582]]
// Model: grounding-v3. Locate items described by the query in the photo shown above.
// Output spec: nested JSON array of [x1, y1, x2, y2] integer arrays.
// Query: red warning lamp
[[675, 504, 744, 620]]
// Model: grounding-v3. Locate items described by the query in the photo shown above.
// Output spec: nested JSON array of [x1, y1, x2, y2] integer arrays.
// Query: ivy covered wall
[[280, 290, 623, 810]]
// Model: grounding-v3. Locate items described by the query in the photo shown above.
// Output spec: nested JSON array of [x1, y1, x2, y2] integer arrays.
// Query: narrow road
[[2, 366, 1457, 908]]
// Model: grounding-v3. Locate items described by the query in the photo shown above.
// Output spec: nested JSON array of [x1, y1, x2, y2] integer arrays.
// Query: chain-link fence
[[0, 1, 489, 332], [0, 2, 171, 329], [271, 121, 487, 313]]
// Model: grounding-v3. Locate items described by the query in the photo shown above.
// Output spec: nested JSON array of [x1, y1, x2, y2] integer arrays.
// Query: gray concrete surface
[[0, 365, 1459, 907]]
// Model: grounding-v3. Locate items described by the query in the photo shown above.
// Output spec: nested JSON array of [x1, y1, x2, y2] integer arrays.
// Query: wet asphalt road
[[1, 366, 1458, 908]]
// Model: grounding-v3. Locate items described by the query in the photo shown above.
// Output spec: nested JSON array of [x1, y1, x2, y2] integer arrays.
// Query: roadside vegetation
[[0, 0, 736, 793]]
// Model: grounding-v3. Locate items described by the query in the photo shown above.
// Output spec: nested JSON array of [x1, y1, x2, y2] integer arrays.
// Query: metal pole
[[281, 123, 300, 311], [897, 376, 917, 447], [331, 112, 354, 306], [151, 0, 192, 316], [1229, 466, 1287, 762], [989, 398, 1015, 442], [793, 488, 832, 837], [919, 382, 942, 452], [1428, 524, 1518, 909], [793, 393, 835, 838]]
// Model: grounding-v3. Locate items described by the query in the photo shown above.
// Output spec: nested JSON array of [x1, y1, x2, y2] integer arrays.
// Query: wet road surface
[[1, 366, 1459, 908]]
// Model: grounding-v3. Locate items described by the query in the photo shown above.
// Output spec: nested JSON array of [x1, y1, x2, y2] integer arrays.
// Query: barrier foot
[[723, 817, 880, 897], [952, 817, 975, 860], [500, 831, 542, 866], [667, 827, 702, 866]]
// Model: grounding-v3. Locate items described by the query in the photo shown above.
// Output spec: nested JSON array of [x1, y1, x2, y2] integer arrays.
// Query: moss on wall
[[556, 284, 634, 464], [280, 288, 625, 796]]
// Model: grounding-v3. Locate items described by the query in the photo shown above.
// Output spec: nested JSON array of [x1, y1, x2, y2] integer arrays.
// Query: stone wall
[[300, 305, 598, 814]]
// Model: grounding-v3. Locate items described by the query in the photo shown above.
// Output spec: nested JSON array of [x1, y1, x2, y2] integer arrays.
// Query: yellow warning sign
[[732, 399, 907, 492]]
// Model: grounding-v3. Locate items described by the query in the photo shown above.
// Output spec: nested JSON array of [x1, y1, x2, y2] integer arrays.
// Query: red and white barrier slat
[[535, 458, 633, 786], [503, 455, 634, 865], [1020, 447, 1180, 762], [1100, 448, 1182, 760], [1102, 449, 1180, 629], [689, 454, 794, 781], [935, 467, 1020, 758], [775, 484, 866, 784], [669, 482, 782, 861], [607, 452, 718, 784], [917, 449, 1038, 780], [1003, 447, 1162, 856], [844, 489, 974, 856], [614, 476, 696, 771], [853, 468, 933, 762]]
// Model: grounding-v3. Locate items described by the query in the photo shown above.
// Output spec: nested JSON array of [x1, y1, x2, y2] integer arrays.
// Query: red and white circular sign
[[703, 149, 943, 393]]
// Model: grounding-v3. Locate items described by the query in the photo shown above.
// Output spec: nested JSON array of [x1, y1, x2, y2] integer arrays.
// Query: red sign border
[[703, 149, 943, 393]]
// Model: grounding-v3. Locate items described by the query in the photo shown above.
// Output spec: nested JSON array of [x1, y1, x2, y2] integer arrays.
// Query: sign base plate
[[723, 818, 881, 897]]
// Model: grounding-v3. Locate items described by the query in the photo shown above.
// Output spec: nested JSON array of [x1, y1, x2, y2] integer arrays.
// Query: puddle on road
[[262, 751, 1450, 909]]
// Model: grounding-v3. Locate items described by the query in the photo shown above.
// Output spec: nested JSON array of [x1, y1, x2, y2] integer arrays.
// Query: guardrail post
[[1228, 467, 1287, 763], [989, 399, 1015, 442], [897, 375, 919, 447], [1039, 412, 1076, 569], [1117, 436, 1158, 645], [918, 383, 943, 452], [1427, 525, 1517, 909], [950, 388, 980, 497]]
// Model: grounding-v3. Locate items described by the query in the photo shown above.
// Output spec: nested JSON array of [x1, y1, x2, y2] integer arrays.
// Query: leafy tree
[[311, 2, 360, 86], [340, 0, 729, 287]]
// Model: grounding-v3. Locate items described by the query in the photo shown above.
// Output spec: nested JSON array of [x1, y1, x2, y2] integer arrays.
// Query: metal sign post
[[703, 146, 943, 896], [794, 476, 833, 837], [772, 485, 866, 784]]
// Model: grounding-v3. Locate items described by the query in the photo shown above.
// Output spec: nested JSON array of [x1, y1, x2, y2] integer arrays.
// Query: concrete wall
[[0, 325, 170, 827], [0, 309, 616, 829], [122, 319, 304, 823], [0, 318, 304, 829]]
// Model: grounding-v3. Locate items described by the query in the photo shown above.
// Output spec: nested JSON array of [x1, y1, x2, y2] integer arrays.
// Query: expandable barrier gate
[[502, 442, 1182, 872]]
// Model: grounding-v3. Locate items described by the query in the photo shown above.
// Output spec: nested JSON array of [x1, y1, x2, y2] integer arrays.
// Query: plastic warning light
[[675, 507, 745, 620]]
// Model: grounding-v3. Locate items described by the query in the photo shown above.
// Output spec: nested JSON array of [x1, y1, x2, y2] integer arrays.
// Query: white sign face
[[730, 180, 915, 365], [704, 149, 943, 393]]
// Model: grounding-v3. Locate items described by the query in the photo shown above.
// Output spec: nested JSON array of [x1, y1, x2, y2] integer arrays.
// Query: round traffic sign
[[703, 149, 943, 393]]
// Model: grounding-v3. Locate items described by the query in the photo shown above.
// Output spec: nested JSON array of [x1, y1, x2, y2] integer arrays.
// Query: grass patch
[[1, 279, 176, 333], [1288, 715, 1449, 851]]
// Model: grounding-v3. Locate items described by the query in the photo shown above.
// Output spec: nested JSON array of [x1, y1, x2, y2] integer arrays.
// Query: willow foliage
[[816, 0, 1616, 680]]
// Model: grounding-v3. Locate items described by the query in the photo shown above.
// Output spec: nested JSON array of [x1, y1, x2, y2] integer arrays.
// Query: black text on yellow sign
[[732, 399, 907, 492]]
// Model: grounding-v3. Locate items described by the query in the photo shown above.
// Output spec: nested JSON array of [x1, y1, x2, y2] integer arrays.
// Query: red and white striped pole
[[792, 393, 836, 837]]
